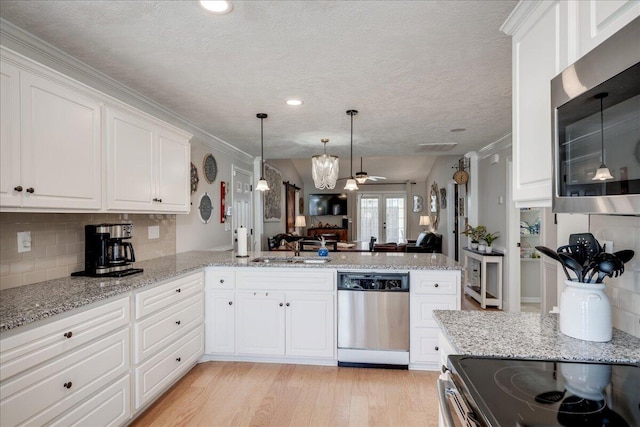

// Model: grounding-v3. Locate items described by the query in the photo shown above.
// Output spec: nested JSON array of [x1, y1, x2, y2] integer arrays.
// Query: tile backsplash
[[0, 213, 176, 290], [590, 215, 640, 338]]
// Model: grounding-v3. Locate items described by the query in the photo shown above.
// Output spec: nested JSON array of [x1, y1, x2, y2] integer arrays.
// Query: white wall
[[424, 155, 460, 257], [260, 159, 304, 245], [176, 139, 253, 252]]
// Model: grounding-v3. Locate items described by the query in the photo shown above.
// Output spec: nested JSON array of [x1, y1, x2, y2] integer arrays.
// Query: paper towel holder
[[235, 226, 250, 258]]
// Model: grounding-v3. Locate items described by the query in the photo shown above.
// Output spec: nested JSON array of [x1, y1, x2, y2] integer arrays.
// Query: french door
[[357, 193, 406, 243]]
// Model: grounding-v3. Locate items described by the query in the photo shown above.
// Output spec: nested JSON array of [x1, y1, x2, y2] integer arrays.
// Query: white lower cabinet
[[134, 325, 204, 409], [0, 326, 129, 427], [133, 271, 205, 410], [49, 374, 131, 427], [205, 268, 336, 362], [409, 271, 461, 370]]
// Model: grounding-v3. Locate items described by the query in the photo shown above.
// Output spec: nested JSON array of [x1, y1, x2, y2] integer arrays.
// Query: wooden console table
[[463, 247, 503, 309], [307, 227, 348, 242]]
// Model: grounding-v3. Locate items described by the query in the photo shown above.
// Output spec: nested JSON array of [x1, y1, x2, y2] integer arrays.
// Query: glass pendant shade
[[255, 178, 269, 191], [312, 139, 339, 190], [355, 173, 368, 184], [593, 165, 614, 181], [592, 93, 614, 182], [256, 113, 269, 191], [344, 178, 359, 191]]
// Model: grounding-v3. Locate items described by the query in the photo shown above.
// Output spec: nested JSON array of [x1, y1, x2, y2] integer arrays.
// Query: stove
[[440, 356, 640, 427]]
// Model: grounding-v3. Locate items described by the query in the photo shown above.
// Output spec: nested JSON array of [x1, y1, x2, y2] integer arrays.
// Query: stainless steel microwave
[[551, 17, 640, 215]]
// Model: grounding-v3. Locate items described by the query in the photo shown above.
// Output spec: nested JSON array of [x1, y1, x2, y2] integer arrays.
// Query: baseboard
[[520, 297, 541, 303]]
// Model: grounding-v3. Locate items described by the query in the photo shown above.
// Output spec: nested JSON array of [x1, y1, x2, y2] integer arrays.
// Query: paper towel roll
[[237, 227, 248, 257]]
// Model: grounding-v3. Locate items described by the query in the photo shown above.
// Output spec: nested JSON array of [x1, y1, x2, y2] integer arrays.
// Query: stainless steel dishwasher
[[337, 271, 409, 368]]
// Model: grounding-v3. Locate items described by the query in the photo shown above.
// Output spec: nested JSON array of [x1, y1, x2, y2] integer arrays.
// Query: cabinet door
[[106, 106, 155, 211], [205, 291, 235, 354], [20, 72, 102, 209], [0, 62, 21, 207], [236, 291, 285, 356], [510, 1, 569, 207], [285, 293, 334, 358], [577, 1, 640, 57], [156, 127, 190, 212]]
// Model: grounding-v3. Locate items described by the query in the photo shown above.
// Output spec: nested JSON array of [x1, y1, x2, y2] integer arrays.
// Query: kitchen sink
[[251, 256, 331, 264]]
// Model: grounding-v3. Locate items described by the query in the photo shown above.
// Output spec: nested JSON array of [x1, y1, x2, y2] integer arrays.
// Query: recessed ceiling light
[[450, 128, 466, 132], [200, 1, 233, 14], [286, 99, 303, 106]]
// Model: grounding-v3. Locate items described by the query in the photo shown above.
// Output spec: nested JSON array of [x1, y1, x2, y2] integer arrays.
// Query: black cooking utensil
[[614, 249, 635, 264], [557, 244, 588, 268], [569, 233, 602, 261], [558, 252, 583, 282], [536, 246, 571, 280]]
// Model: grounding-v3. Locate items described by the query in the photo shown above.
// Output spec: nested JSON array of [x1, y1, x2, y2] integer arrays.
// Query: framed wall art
[[263, 163, 282, 222]]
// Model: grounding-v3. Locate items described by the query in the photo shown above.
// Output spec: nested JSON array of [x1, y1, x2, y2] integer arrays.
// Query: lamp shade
[[312, 139, 339, 190], [344, 178, 359, 191], [419, 216, 431, 226], [295, 215, 307, 227]]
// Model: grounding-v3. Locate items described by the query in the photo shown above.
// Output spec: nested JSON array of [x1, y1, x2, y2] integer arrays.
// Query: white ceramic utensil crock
[[559, 280, 612, 342]]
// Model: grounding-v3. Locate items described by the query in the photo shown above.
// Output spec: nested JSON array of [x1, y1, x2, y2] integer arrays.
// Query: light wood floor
[[132, 293, 489, 426], [131, 362, 440, 427]]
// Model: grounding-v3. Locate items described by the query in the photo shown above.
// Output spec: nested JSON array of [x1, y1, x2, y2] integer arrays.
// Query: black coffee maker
[[72, 223, 143, 277]]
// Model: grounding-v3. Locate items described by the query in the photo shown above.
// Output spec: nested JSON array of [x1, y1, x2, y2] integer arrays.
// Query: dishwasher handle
[[437, 372, 456, 427]]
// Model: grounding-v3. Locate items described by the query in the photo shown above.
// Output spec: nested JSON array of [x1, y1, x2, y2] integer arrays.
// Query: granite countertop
[[433, 310, 640, 363], [0, 250, 460, 332]]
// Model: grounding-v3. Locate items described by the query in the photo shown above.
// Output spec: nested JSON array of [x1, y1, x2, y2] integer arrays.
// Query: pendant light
[[592, 93, 614, 181], [344, 110, 359, 191], [255, 113, 270, 191], [312, 138, 339, 189]]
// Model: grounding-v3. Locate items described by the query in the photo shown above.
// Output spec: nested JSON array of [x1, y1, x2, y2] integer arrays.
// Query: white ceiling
[[0, 0, 516, 182]]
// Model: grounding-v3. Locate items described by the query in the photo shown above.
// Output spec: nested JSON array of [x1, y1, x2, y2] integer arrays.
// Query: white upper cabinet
[[502, 1, 571, 208], [0, 61, 21, 207], [0, 48, 192, 213], [0, 55, 102, 210], [105, 105, 190, 213], [576, 1, 640, 58], [501, 0, 639, 208]]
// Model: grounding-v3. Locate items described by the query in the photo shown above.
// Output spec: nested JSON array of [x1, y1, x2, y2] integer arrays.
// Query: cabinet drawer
[[134, 325, 203, 409], [0, 296, 129, 381], [409, 327, 439, 364], [0, 328, 129, 427], [49, 375, 130, 427], [236, 269, 334, 291], [205, 268, 235, 290], [135, 272, 204, 319], [410, 295, 457, 328], [134, 293, 204, 363], [410, 272, 458, 295]]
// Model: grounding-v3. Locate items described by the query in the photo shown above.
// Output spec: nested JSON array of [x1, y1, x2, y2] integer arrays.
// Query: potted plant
[[462, 225, 486, 249], [483, 231, 499, 253]]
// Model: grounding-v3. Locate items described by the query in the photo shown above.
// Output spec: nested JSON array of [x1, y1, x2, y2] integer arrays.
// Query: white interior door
[[232, 166, 253, 251], [358, 193, 406, 243]]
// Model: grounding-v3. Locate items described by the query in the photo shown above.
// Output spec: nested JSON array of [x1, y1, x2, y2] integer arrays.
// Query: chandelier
[[344, 110, 359, 191], [312, 138, 339, 189]]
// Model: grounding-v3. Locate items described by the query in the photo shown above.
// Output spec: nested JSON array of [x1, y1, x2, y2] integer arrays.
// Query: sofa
[[405, 232, 442, 253]]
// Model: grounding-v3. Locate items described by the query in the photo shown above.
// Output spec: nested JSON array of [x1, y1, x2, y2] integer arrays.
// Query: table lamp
[[295, 215, 306, 235], [419, 215, 431, 232]]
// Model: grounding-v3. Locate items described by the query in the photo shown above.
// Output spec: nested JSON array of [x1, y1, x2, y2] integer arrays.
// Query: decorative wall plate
[[190, 162, 199, 194], [203, 153, 218, 183], [198, 192, 213, 224]]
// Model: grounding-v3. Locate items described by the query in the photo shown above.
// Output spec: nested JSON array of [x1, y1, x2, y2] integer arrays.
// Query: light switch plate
[[17, 231, 31, 253], [148, 226, 160, 240]]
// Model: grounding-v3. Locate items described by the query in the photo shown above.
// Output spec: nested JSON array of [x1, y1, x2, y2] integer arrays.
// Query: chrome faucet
[[280, 239, 301, 256]]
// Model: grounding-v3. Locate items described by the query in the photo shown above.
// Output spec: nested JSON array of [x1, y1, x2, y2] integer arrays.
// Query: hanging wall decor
[[198, 192, 213, 224], [203, 153, 218, 183], [263, 163, 282, 221], [220, 181, 227, 223], [190, 163, 199, 194]]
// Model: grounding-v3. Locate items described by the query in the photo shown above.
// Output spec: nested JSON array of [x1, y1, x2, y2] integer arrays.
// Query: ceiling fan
[[339, 157, 387, 183]]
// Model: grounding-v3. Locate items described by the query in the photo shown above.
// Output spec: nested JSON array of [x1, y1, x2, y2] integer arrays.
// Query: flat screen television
[[309, 193, 348, 216]]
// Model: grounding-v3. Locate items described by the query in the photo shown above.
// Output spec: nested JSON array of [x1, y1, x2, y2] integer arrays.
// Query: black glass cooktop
[[448, 356, 640, 427]]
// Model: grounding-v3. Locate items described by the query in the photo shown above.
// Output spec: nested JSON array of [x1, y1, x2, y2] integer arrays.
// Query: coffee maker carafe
[[72, 223, 143, 277]]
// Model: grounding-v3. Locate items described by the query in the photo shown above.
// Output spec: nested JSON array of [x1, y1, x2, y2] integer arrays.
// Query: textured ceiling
[[0, 0, 516, 181]]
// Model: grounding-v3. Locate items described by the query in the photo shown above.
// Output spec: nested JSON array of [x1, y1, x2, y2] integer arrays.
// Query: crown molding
[[500, 0, 548, 35], [0, 18, 252, 164], [478, 133, 512, 159]]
